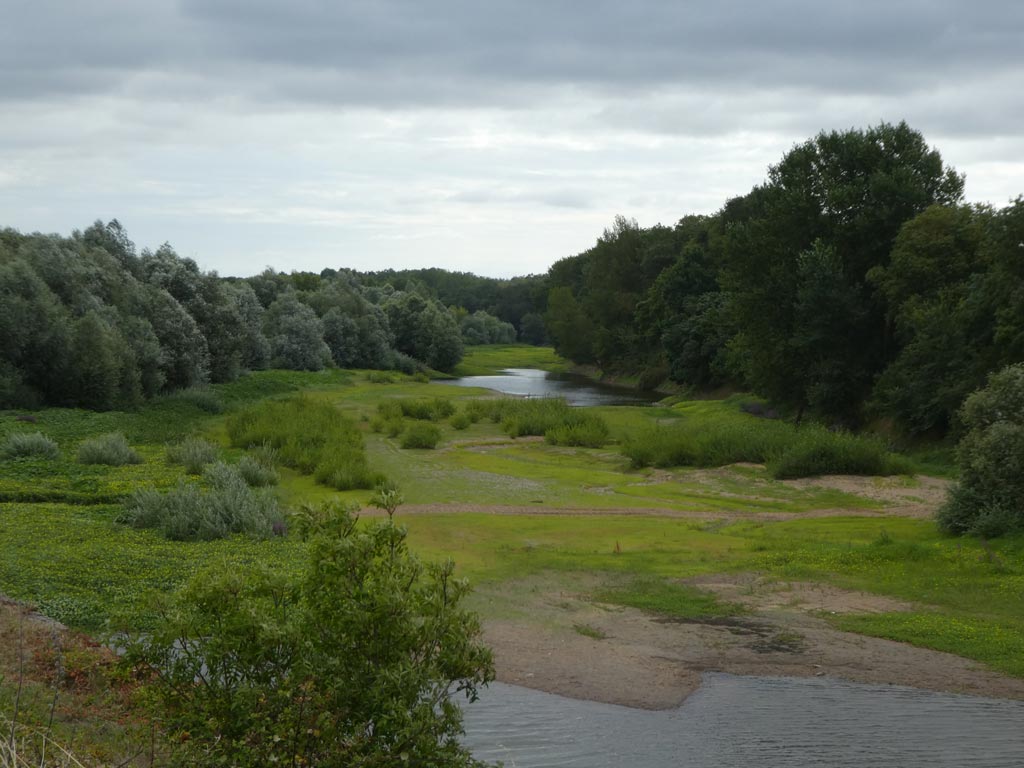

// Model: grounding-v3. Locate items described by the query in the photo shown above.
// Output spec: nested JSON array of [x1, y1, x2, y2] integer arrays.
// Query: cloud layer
[[2, 1, 1021, 276]]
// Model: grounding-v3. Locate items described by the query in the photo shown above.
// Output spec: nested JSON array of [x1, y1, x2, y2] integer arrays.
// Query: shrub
[[401, 423, 442, 449], [119, 462, 282, 541], [313, 448, 385, 491], [378, 397, 455, 421], [450, 412, 471, 430], [366, 370, 398, 384], [76, 432, 143, 466], [498, 397, 609, 442], [121, 503, 493, 767], [767, 427, 910, 479], [236, 455, 279, 487], [938, 364, 1024, 536], [166, 436, 219, 474], [0, 431, 60, 460], [544, 418, 610, 448]]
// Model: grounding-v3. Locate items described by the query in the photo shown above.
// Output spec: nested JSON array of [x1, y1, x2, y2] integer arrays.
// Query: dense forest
[[2, 121, 1022, 440], [545, 122, 1024, 435]]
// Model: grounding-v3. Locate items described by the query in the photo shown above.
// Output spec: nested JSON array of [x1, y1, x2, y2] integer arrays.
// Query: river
[[442, 368, 662, 406], [462, 675, 1024, 767]]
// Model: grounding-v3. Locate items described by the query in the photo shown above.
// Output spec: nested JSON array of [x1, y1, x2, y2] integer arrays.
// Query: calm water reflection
[[462, 675, 1024, 767], [443, 368, 661, 406]]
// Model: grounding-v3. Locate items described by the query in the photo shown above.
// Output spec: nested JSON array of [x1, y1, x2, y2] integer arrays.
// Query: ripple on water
[[462, 674, 1024, 768]]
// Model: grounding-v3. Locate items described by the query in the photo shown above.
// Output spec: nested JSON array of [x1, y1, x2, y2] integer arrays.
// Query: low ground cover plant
[[76, 432, 143, 466], [0, 431, 60, 460], [119, 461, 283, 541]]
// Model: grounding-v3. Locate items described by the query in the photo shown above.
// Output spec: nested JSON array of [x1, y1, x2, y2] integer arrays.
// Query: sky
[[2, 1, 1022, 279]]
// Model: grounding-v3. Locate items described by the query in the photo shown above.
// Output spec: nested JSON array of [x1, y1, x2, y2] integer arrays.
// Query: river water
[[443, 368, 661, 406], [462, 675, 1024, 767]]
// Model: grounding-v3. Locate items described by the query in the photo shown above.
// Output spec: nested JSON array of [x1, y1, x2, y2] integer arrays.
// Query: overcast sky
[[2, 1, 1022, 278]]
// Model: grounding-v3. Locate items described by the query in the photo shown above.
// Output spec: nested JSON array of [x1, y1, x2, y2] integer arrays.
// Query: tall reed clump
[[621, 401, 911, 479], [227, 396, 382, 491], [76, 433, 143, 466], [465, 397, 611, 447], [400, 423, 442, 449], [120, 461, 283, 541], [166, 436, 219, 474], [377, 397, 456, 421], [0, 432, 60, 460]]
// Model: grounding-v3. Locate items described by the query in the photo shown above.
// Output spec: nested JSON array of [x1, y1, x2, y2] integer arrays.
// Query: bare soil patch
[[480, 576, 1024, 710]]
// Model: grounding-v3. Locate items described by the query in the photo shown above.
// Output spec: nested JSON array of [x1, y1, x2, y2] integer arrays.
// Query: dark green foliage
[[938, 364, 1024, 536], [122, 502, 494, 767], [171, 387, 224, 414], [313, 447, 384, 490], [544, 419, 610, 448], [264, 293, 332, 371], [450, 412, 471, 430], [471, 396, 611, 446], [401, 423, 442, 449], [766, 428, 912, 480], [166, 436, 219, 474], [120, 462, 283, 541], [0, 431, 60, 460], [76, 432, 143, 466], [459, 309, 516, 345]]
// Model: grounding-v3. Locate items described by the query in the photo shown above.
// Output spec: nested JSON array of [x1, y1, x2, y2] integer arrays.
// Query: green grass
[[452, 344, 569, 376], [595, 578, 745, 619]]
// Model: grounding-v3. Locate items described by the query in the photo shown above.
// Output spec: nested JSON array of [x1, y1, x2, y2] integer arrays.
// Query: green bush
[[121, 503, 493, 767], [767, 427, 911, 479], [450, 412, 471, 430], [544, 418, 610, 448], [166, 436, 219, 474], [236, 455, 279, 487], [366, 370, 398, 384], [377, 397, 455, 421], [313, 448, 385, 491], [621, 400, 909, 479], [0, 431, 60, 460], [401, 423, 442, 449], [119, 462, 282, 541], [76, 432, 143, 466], [938, 364, 1024, 536]]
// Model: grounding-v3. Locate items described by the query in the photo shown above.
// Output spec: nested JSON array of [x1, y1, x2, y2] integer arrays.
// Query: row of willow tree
[[545, 121, 1024, 435], [0, 223, 537, 410]]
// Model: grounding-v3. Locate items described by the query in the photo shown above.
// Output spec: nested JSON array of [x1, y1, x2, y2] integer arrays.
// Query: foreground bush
[[122, 503, 494, 767], [166, 436, 219, 474], [119, 462, 282, 540], [401, 423, 442, 449], [939, 363, 1024, 536], [767, 427, 911, 479], [236, 454, 279, 487], [544, 419, 610, 448], [0, 432, 59, 460], [76, 432, 143, 466], [313, 447, 385, 490]]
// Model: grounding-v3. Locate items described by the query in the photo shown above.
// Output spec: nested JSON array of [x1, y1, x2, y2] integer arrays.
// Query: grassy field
[[1, 345, 1022, 759]]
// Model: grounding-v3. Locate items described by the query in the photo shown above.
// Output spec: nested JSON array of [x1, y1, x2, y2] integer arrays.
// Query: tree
[[938, 364, 1024, 536], [264, 293, 332, 371], [124, 502, 495, 767]]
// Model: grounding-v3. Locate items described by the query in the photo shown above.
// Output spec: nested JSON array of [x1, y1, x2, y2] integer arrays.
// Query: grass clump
[[378, 397, 455, 421], [76, 433, 143, 466], [313, 447, 385, 490], [119, 461, 283, 541], [0, 431, 60, 460], [450, 412, 471, 430], [767, 427, 912, 479], [545, 418, 610, 448], [166, 436, 219, 474], [621, 399, 910, 479], [228, 396, 383, 490], [171, 387, 224, 414], [401, 423, 442, 449], [596, 578, 744, 619], [236, 454, 279, 487]]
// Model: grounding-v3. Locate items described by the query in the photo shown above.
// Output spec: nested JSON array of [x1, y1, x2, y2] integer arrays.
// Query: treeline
[[544, 122, 1024, 435], [0, 223, 539, 410]]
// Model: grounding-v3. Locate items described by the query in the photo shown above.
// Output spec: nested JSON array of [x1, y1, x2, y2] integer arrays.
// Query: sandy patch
[[479, 577, 1024, 710], [785, 474, 951, 517]]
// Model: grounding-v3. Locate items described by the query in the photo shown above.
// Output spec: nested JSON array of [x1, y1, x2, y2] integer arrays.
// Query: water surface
[[462, 675, 1024, 767], [443, 368, 661, 406]]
